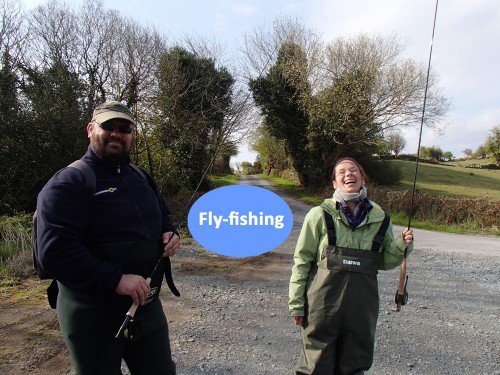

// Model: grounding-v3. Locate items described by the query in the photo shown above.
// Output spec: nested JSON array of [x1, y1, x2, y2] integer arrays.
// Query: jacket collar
[[84, 145, 131, 171], [320, 198, 385, 225]]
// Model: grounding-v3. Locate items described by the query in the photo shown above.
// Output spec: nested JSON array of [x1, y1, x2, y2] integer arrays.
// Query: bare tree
[[183, 34, 228, 69], [174, 35, 258, 159], [28, 0, 79, 69], [385, 131, 406, 158], [107, 18, 166, 108], [242, 16, 323, 86], [0, 0, 29, 69], [77, 0, 123, 107], [323, 34, 450, 131], [208, 84, 258, 164]]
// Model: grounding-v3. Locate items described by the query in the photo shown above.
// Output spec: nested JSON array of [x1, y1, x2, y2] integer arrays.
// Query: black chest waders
[[56, 239, 176, 375], [296, 211, 390, 375]]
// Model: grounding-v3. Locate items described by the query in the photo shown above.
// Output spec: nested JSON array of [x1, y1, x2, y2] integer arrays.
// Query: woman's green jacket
[[288, 198, 413, 317]]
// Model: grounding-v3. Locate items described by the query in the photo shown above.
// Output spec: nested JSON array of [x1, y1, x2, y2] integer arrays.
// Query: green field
[[391, 160, 500, 201], [258, 161, 499, 235]]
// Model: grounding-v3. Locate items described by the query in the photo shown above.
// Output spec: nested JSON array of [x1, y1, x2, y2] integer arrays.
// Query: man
[[36, 101, 180, 374]]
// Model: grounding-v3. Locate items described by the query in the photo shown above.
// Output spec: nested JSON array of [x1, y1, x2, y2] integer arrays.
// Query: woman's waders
[[296, 211, 389, 375]]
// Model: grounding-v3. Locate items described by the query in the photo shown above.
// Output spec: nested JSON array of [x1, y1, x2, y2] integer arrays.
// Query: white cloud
[[403, 106, 500, 157], [282, 1, 303, 12], [464, 107, 500, 133], [214, 12, 228, 33], [232, 3, 258, 16]]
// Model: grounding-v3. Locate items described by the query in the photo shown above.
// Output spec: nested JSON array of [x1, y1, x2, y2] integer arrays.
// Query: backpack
[[32, 159, 148, 279]]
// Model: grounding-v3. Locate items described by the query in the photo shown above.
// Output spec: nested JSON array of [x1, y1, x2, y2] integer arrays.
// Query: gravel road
[[162, 175, 500, 375]]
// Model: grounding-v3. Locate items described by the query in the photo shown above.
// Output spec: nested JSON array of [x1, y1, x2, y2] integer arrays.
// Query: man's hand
[[162, 232, 180, 257], [292, 316, 304, 325], [116, 274, 150, 306], [402, 228, 414, 245]]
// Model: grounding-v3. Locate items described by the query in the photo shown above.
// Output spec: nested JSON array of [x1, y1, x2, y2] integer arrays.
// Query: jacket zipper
[[118, 165, 150, 238]]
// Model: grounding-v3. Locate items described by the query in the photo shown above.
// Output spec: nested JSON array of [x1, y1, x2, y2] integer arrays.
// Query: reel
[[123, 318, 143, 342], [395, 274, 409, 308], [394, 288, 409, 306]]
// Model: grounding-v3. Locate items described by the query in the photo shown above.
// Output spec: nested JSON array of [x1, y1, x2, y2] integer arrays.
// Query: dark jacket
[[36, 146, 175, 297]]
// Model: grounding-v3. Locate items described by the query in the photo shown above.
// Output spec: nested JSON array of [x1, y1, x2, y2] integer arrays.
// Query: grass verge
[[209, 173, 240, 189], [0, 277, 50, 305], [389, 213, 499, 236], [257, 174, 324, 205]]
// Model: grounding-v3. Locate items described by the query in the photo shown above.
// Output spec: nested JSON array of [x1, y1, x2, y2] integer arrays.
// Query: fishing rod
[[395, 0, 439, 312], [115, 36, 298, 338], [115, 130, 231, 340], [115, 80, 258, 339]]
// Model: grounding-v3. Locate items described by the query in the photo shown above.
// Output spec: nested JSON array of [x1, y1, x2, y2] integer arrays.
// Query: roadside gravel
[[2, 176, 497, 375], [161, 175, 500, 375], [164, 241, 499, 374]]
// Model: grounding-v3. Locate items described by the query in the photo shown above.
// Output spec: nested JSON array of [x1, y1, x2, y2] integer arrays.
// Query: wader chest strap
[[323, 210, 390, 252], [323, 210, 336, 246], [370, 213, 390, 252]]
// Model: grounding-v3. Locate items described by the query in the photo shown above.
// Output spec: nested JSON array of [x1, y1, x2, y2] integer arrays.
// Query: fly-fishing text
[[199, 211, 285, 229]]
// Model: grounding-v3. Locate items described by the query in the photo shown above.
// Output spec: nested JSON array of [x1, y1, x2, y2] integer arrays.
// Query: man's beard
[[90, 134, 130, 165]]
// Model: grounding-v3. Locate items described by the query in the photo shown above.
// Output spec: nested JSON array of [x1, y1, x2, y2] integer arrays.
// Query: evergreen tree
[[249, 42, 311, 186], [155, 47, 234, 191], [1, 62, 88, 213]]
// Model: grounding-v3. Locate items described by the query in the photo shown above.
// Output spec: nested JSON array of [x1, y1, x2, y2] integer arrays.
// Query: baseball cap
[[92, 101, 136, 125]]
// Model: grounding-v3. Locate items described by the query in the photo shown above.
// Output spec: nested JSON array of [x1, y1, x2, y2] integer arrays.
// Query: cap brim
[[94, 111, 135, 125]]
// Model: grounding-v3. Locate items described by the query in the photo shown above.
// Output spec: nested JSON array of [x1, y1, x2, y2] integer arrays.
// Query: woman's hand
[[402, 228, 414, 245], [292, 316, 304, 325]]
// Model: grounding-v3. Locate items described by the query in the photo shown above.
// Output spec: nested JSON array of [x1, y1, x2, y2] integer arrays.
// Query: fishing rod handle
[[397, 258, 407, 294], [395, 257, 408, 312], [125, 276, 151, 316], [115, 277, 152, 339]]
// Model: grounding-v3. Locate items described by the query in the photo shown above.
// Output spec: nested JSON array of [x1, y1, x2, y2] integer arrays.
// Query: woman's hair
[[331, 157, 368, 182]]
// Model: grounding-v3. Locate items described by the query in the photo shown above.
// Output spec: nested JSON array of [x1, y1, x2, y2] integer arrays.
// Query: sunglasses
[[97, 121, 133, 134]]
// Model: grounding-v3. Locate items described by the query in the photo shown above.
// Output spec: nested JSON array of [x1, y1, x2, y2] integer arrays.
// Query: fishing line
[[396, 0, 439, 311], [407, 0, 440, 230], [116, 44, 280, 339], [115, 132, 229, 340]]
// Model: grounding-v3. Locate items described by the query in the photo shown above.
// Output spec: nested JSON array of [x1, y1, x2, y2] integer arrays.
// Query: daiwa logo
[[343, 259, 361, 266], [144, 287, 159, 305]]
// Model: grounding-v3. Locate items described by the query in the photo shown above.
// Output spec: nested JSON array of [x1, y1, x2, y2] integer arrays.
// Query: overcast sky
[[25, 0, 500, 163]]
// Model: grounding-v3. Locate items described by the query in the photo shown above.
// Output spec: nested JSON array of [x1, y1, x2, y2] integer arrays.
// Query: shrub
[[0, 214, 34, 278], [369, 188, 500, 230], [365, 160, 403, 186], [280, 169, 300, 184], [465, 164, 499, 170]]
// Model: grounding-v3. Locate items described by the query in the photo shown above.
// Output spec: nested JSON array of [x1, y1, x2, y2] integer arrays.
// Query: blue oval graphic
[[187, 185, 293, 257]]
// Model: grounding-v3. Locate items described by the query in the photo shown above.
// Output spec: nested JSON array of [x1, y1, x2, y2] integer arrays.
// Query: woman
[[289, 157, 414, 375]]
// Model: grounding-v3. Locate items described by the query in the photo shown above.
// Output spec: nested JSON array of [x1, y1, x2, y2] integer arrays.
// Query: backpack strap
[[323, 209, 336, 246], [129, 163, 148, 183], [371, 213, 390, 252], [68, 159, 96, 196]]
